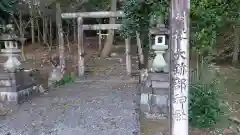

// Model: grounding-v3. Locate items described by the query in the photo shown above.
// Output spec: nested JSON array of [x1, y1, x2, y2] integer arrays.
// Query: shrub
[[55, 75, 74, 87], [189, 64, 228, 128]]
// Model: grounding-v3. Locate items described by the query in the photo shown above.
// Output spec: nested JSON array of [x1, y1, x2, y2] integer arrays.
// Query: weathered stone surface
[[141, 86, 152, 94], [151, 95, 168, 107], [151, 81, 169, 89], [0, 70, 41, 104], [144, 112, 167, 120], [140, 102, 151, 113], [65, 58, 78, 78], [33, 69, 48, 90], [150, 94, 169, 114], [48, 67, 62, 87], [152, 88, 168, 95], [140, 72, 170, 118], [148, 73, 169, 81]]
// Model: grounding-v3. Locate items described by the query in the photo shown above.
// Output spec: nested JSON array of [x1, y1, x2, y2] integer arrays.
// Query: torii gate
[[61, 11, 132, 76]]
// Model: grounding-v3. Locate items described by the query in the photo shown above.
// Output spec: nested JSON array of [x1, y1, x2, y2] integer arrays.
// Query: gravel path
[[0, 77, 140, 135]]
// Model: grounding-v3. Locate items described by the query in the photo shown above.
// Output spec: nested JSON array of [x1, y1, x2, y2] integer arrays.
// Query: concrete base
[[140, 93, 169, 113], [139, 72, 169, 120], [0, 69, 42, 104]]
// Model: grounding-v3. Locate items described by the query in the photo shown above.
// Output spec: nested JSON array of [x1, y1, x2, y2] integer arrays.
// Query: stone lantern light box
[[155, 35, 166, 46]]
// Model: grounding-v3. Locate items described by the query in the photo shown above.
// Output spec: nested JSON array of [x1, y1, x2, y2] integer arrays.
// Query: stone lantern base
[[139, 72, 169, 120], [0, 69, 41, 104]]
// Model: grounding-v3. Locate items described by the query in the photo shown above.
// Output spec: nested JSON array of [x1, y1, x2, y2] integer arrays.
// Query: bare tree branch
[[11, 15, 20, 30], [24, 20, 31, 29]]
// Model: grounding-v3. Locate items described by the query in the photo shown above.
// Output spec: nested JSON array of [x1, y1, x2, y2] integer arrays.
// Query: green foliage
[[82, 0, 110, 11], [55, 75, 74, 87], [189, 82, 223, 127], [120, 0, 169, 38], [190, 0, 240, 57], [189, 65, 229, 128], [49, 0, 109, 12], [121, 0, 240, 60], [0, 0, 18, 14]]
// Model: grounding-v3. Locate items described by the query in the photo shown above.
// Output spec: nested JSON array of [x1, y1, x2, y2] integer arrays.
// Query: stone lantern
[[0, 25, 41, 104], [140, 24, 170, 119], [0, 34, 21, 72], [150, 26, 169, 73]]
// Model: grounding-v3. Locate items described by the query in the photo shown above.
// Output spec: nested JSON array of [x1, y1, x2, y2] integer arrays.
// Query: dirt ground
[[23, 37, 98, 69], [22, 37, 138, 74]]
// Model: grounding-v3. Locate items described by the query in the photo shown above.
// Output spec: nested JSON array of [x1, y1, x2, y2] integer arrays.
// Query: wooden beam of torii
[[170, 0, 190, 135], [61, 11, 124, 19]]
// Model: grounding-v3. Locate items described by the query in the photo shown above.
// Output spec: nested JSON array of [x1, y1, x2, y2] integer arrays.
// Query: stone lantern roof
[[150, 25, 169, 35]]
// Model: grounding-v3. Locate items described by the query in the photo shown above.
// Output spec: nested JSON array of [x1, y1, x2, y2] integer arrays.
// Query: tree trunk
[[136, 32, 144, 66], [30, 9, 35, 44], [45, 17, 49, 43], [19, 12, 26, 61], [36, 19, 41, 43], [73, 19, 77, 42], [232, 25, 239, 66], [46, 17, 50, 47], [49, 16, 53, 47], [138, 31, 149, 69], [100, 0, 117, 57], [56, 3, 65, 74], [142, 38, 149, 69], [42, 15, 46, 44], [125, 38, 131, 75], [42, 15, 47, 44], [66, 23, 71, 52], [42, 16, 50, 49]]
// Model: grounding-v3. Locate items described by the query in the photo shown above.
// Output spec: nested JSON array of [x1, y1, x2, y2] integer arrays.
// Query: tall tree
[[56, 2, 65, 74], [101, 0, 117, 57], [232, 25, 240, 66]]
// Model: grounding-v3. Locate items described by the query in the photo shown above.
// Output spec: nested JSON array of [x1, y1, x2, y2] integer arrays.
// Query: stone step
[[146, 73, 170, 89], [139, 85, 152, 94], [152, 88, 169, 95], [0, 73, 10, 79], [151, 81, 169, 89], [148, 73, 169, 81], [140, 93, 169, 113], [145, 79, 169, 89]]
